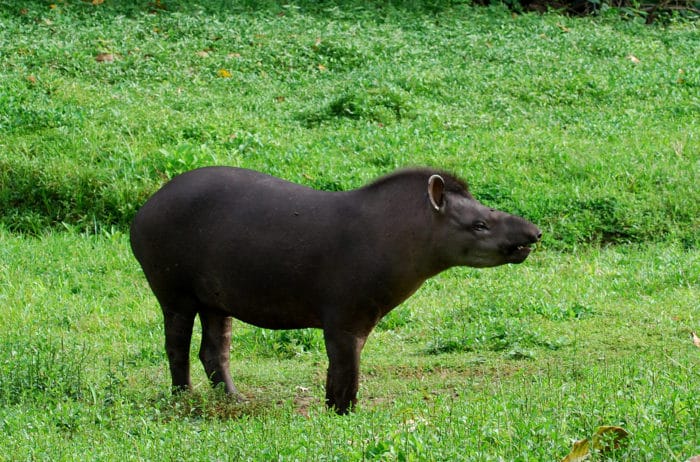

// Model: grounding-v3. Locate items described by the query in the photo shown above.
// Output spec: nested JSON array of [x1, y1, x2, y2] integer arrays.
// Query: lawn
[[0, 1, 698, 460]]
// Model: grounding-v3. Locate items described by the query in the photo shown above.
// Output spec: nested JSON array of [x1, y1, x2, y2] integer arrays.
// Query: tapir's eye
[[472, 221, 489, 231]]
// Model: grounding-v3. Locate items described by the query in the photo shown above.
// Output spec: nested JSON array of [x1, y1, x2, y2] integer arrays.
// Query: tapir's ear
[[427, 174, 445, 212]]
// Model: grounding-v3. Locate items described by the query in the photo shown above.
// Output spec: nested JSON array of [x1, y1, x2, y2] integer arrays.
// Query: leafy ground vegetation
[[0, 0, 698, 460]]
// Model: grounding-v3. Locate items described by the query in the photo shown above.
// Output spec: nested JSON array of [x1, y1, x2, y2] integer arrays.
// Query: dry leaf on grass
[[561, 426, 629, 461], [95, 53, 115, 63], [691, 332, 700, 348], [592, 426, 629, 451], [561, 438, 590, 462]]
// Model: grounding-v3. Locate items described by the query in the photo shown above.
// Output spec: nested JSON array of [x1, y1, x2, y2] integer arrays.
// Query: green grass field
[[1, 1, 698, 460]]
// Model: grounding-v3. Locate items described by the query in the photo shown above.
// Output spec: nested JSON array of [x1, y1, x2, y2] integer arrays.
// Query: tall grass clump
[[0, 337, 89, 405]]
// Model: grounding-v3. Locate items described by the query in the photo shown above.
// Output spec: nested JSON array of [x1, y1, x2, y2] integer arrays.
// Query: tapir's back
[[130, 167, 351, 328]]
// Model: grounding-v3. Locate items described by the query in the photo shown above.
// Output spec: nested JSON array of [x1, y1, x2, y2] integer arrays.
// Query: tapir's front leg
[[199, 312, 239, 396], [323, 328, 368, 414]]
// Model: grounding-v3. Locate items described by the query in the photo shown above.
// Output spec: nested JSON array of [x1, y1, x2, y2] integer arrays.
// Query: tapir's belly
[[191, 267, 326, 330], [225, 306, 324, 330]]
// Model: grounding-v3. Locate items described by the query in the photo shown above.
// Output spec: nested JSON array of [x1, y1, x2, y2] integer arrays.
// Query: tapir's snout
[[528, 223, 543, 244], [503, 216, 542, 264]]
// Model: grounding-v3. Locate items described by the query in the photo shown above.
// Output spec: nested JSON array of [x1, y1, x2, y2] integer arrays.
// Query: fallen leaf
[[196, 50, 210, 58], [592, 426, 629, 452], [562, 426, 629, 461], [217, 69, 232, 78], [49, 4, 57, 9], [149, 0, 167, 11], [627, 54, 641, 64], [95, 53, 115, 63], [317, 64, 327, 71], [691, 332, 700, 348], [557, 23, 571, 33], [686, 456, 700, 462], [561, 438, 590, 462], [26, 75, 37, 84], [92, 0, 104, 4]]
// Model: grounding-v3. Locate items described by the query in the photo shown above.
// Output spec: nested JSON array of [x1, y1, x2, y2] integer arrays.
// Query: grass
[[1, 1, 698, 247], [0, 232, 698, 459], [0, 0, 699, 460]]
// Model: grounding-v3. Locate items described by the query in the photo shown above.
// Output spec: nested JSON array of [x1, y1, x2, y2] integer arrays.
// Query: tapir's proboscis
[[130, 167, 541, 414]]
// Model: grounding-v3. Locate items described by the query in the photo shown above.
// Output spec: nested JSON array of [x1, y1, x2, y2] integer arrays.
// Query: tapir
[[130, 167, 541, 414]]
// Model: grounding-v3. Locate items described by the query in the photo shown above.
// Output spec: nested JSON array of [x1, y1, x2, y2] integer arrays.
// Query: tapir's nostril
[[536, 231, 542, 241]]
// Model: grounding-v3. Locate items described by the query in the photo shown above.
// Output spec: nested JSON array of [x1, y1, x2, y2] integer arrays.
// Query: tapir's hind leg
[[163, 309, 196, 392], [199, 312, 240, 397]]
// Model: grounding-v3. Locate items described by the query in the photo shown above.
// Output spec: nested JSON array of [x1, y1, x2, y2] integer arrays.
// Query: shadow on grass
[[152, 386, 322, 420], [0, 0, 470, 20], [3, 0, 695, 21]]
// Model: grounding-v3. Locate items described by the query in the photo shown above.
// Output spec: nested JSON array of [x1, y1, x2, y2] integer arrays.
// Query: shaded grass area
[[1, 2, 699, 249], [0, 232, 698, 459]]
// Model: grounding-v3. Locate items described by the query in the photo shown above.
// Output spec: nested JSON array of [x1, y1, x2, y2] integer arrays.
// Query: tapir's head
[[427, 173, 541, 269]]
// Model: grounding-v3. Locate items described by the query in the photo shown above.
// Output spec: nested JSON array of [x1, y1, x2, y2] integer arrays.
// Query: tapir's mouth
[[507, 243, 534, 263]]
